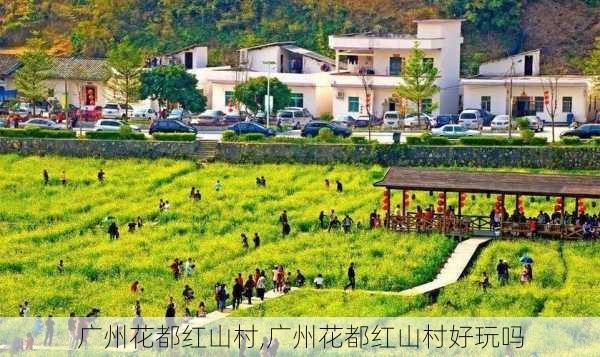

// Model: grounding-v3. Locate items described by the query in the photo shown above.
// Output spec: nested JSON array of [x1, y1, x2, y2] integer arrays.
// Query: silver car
[[21, 118, 62, 130], [432, 124, 479, 137]]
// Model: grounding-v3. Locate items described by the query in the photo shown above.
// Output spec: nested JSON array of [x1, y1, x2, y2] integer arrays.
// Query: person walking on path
[[296, 269, 305, 287], [43, 315, 55, 346], [244, 275, 254, 304], [108, 222, 119, 240], [480, 272, 491, 292], [255, 273, 266, 301], [241, 233, 249, 250], [217, 283, 228, 312], [253, 233, 260, 248], [279, 211, 290, 236], [43, 170, 49, 185], [344, 263, 356, 290], [232, 279, 243, 310], [342, 215, 353, 233], [276, 265, 285, 292], [165, 297, 176, 329], [496, 259, 509, 286]]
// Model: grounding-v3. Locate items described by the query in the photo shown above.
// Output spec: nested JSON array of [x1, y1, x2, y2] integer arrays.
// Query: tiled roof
[[46, 57, 110, 81], [0, 54, 21, 77]]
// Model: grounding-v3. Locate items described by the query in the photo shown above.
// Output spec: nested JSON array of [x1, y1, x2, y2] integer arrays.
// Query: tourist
[[336, 180, 343, 193], [136, 216, 143, 228], [133, 300, 142, 316], [193, 190, 201, 202], [328, 216, 340, 232], [319, 211, 326, 229], [184, 258, 195, 277], [43, 315, 55, 346], [260, 176, 266, 186], [479, 272, 491, 292], [159, 199, 165, 211], [528, 217, 537, 238], [344, 262, 356, 290], [128, 221, 136, 233], [190, 187, 196, 198], [271, 266, 278, 292], [279, 210, 288, 225], [57, 260, 64, 273], [276, 265, 285, 292], [324, 179, 330, 189], [25, 333, 34, 350], [130, 280, 140, 293], [244, 275, 255, 304], [241, 233, 249, 250], [237, 273, 244, 286], [374, 214, 381, 228], [253, 269, 261, 284], [525, 264, 533, 282], [214, 180, 222, 191], [170, 258, 180, 280], [19, 301, 29, 317], [342, 215, 353, 233], [284, 272, 293, 293], [43, 170, 49, 185], [97, 169, 105, 183], [519, 266, 529, 284], [253, 233, 260, 248], [314, 274, 324, 289], [496, 260, 508, 286], [67, 312, 77, 349], [296, 269, 305, 287], [108, 222, 119, 240], [32, 316, 43, 337], [232, 278, 243, 310], [182, 284, 195, 304], [369, 210, 377, 229], [197, 301, 206, 317], [217, 283, 228, 312], [60, 170, 67, 185], [255, 272, 266, 301], [165, 296, 176, 328]]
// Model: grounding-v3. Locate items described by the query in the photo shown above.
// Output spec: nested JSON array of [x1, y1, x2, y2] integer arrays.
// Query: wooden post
[[561, 195, 566, 239], [402, 189, 406, 217], [457, 191, 462, 218], [443, 191, 447, 233], [500, 194, 505, 236], [386, 187, 391, 229]]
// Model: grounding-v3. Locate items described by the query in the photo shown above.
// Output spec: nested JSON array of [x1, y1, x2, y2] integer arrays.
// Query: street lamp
[[263, 60, 276, 128]]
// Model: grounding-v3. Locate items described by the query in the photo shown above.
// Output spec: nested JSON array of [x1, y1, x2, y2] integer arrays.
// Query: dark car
[[433, 114, 459, 128], [228, 122, 275, 136], [560, 124, 600, 139], [149, 119, 197, 134], [223, 111, 247, 125], [464, 108, 495, 126], [301, 121, 352, 137]]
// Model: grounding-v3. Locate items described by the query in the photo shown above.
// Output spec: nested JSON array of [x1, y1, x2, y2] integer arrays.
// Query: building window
[[389, 57, 402, 76], [289, 93, 304, 108], [562, 97, 573, 113], [480, 96, 491, 112], [423, 58, 434, 69], [421, 98, 432, 114], [348, 96, 359, 112], [225, 91, 234, 106], [347, 56, 358, 65], [534, 96, 544, 113]]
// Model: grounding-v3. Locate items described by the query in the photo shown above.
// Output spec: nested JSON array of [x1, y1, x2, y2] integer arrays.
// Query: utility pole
[[508, 60, 515, 139], [263, 60, 276, 128]]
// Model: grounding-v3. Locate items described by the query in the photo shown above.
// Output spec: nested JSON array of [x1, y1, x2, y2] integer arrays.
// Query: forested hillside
[[1, 0, 599, 73]]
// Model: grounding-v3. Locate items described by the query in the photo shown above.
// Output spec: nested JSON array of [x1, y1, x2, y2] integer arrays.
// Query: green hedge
[[406, 136, 422, 145], [427, 137, 452, 145], [560, 137, 583, 146], [222, 130, 237, 141], [459, 136, 548, 146], [0, 128, 76, 139], [152, 133, 196, 141], [591, 138, 600, 146], [85, 131, 146, 140], [239, 133, 267, 141]]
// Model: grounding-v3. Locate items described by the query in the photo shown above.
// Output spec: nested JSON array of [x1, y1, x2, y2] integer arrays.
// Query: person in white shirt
[[313, 274, 324, 289]]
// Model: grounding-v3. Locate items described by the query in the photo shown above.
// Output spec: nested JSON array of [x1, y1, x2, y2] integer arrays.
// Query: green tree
[[139, 65, 206, 113], [393, 42, 439, 128], [106, 38, 145, 117], [14, 37, 52, 116], [443, 0, 522, 33], [584, 37, 600, 96], [233, 76, 291, 114]]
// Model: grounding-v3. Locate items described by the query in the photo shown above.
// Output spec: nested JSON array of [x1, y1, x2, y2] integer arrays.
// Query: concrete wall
[[479, 51, 541, 77], [45, 79, 111, 108]]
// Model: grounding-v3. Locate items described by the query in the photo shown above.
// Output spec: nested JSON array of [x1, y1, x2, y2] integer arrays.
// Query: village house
[[461, 50, 592, 123], [328, 19, 464, 119], [147, 44, 208, 70], [191, 42, 335, 116]]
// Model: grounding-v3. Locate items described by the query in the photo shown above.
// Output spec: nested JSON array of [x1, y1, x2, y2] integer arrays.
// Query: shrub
[[560, 137, 582, 146], [85, 131, 145, 140], [317, 127, 334, 142], [239, 133, 266, 141], [152, 133, 197, 141], [459, 136, 506, 146], [591, 138, 600, 146], [528, 137, 547, 146], [516, 117, 530, 130], [319, 112, 333, 121], [506, 137, 525, 146], [0, 128, 76, 139], [427, 136, 452, 145], [520, 129, 535, 140], [406, 136, 422, 145], [222, 130, 237, 141], [350, 136, 369, 145]]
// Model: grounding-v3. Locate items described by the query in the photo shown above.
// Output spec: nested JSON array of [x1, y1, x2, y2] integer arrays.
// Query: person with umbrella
[[519, 256, 533, 283]]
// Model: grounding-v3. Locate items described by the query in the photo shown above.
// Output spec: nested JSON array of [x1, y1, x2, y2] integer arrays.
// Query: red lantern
[[496, 195, 503, 202], [556, 197, 563, 204], [382, 191, 390, 211], [459, 192, 467, 208], [436, 206, 443, 213], [554, 204, 562, 213]]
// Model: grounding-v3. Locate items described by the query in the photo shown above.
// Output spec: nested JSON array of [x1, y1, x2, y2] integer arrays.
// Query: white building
[[462, 50, 591, 123], [328, 19, 464, 118], [147, 44, 208, 70], [192, 42, 335, 116]]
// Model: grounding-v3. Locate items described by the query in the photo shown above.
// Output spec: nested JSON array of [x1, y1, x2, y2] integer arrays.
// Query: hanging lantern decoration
[[381, 190, 390, 211], [517, 195, 525, 214], [578, 198, 586, 214], [403, 191, 410, 208], [556, 197, 563, 204], [437, 192, 446, 214], [459, 192, 467, 208]]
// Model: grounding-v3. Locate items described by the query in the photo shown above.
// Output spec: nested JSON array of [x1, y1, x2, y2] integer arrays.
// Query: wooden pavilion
[[374, 168, 600, 240]]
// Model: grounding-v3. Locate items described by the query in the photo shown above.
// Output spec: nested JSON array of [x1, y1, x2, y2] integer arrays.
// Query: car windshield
[[278, 111, 293, 118], [461, 113, 476, 119], [105, 104, 119, 109], [454, 126, 465, 132], [384, 114, 398, 119]]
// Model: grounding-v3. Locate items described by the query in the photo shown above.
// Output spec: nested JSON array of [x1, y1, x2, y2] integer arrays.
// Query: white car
[[404, 113, 433, 128], [102, 103, 121, 119], [21, 118, 64, 130], [93, 119, 140, 132], [133, 108, 158, 120], [432, 124, 479, 137], [383, 111, 403, 128], [458, 110, 482, 130], [276, 109, 312, 128], [490, 115, 511, 130]]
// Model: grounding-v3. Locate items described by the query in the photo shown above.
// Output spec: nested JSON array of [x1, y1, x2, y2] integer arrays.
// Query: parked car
[[21, 118, 63, 130], [432, 124, 479, 137], [560, 124, 600, 139], [515, 115, 544, 132], [168, 108, 194, 122], [383, 111, 404, 128], [228, 122, 275, 136], [119, 104, 134, 117], [276, 109, 312, 129], [133, 107, 158, 120], [190, 110, 224, 125], [354, 114, 374, 128], [93, 119, 140, 132], [301, 121, 352, 137], [223, 111, 247, 125], [284, 107, 313, 120], [332, 114, 356, 127], [149, 119, 197, 134], [458, 110, 483, 130], [490, 115, 511, 131], [404, 113, 434, 128], [464, 108, 495, 126], [101, 103, 121, 119], [432, 114, 458, 128]]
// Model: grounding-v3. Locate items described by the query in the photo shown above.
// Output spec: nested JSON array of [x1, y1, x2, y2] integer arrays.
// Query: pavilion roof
[[374, 168, 600, 198]]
